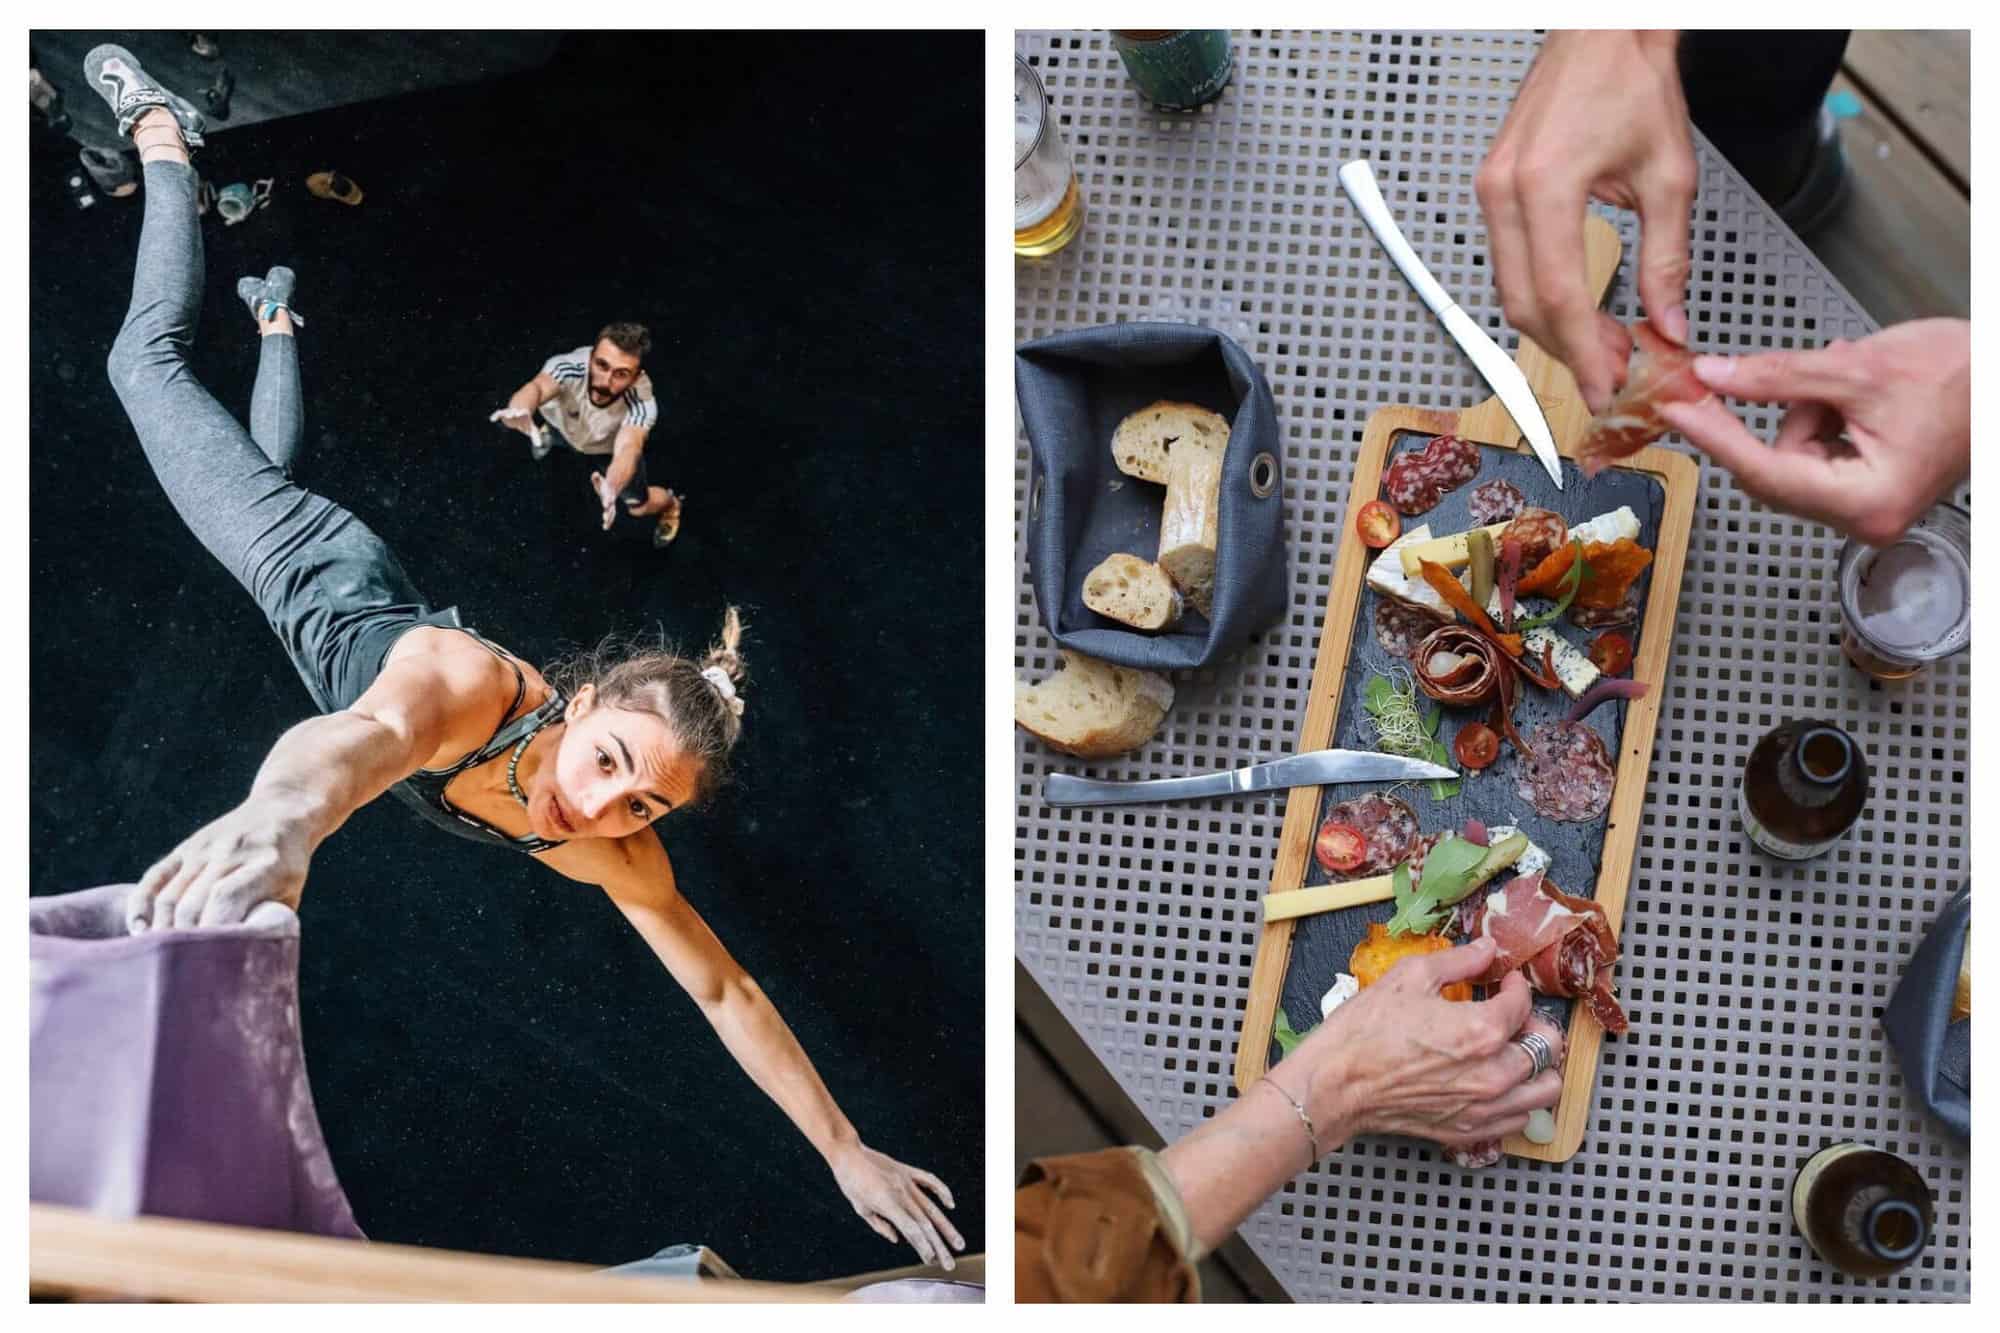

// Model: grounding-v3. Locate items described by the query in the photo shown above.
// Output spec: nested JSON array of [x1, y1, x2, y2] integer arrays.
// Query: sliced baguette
[[1014, 650, 1174, 758], [1111, 400, 1230, 484], [1082, 553, 1183, 631], [1158, 434, 1224, 617]]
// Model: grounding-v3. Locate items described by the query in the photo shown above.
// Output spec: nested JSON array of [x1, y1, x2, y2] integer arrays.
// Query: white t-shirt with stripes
[[536, 347, 658, 456]]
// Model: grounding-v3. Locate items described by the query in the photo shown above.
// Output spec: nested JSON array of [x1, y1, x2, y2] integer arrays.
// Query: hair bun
[[704, 605, 747, 683]]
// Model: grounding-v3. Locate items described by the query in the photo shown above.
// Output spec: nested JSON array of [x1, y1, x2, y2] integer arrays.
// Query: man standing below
[[492, 322, 682, 546]]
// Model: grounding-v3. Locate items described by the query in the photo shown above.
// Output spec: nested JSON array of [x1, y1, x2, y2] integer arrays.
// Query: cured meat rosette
[[1458, 872, 1629, 1034], [1412, 625, 1503, 708]]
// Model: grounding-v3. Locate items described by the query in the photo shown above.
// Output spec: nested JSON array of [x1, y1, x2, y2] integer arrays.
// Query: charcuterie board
[[1234, 216, 1700, 1163]]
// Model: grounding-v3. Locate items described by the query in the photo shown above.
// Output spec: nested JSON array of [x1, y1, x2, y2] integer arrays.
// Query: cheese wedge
[[1263, 874, 1396, 922], [1367, 524, 1451, 613], [1398, 521, 1513, 578], [1523, 626, 1600, 698], [1568, 505, 1641, 548], [1485, 824, 1552, 879]]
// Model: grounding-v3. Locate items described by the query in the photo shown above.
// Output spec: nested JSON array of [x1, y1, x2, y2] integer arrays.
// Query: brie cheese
[[1367, 524, 1451, 613], [1566, 505, 1641, 548], [1321, 973, 1361, 1019]]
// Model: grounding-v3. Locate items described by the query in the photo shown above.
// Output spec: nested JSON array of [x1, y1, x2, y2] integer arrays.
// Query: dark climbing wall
[[29, 30, 982, 1283]]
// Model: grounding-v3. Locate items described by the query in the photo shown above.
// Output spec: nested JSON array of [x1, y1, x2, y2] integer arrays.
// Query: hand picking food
[[1576, 322, 1711, 477]]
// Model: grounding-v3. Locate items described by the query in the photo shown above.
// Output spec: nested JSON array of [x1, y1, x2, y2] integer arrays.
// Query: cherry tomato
[[1355, 500, 1402, 549], [1314, 821, 1369, 873], [1589, 631, 1634, 676], [1454, 722, 1500, 771]]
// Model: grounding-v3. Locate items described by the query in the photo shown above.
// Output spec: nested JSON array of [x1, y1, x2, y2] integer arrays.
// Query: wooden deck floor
[[1013, 29, 1969, 1303]]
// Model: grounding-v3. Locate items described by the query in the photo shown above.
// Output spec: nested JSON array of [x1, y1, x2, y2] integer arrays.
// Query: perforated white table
[[1014, 30, 1969, 1303]]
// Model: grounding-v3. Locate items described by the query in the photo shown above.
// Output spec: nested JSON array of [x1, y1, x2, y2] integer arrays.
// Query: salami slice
[[1431, 433, 1482, 488], [1569, 587, 1641, 630], [1374, 599, 1448, 659], [1381, 433, 1482, 516], [1405, 830, 1445, 887], [1466, 478, 1525, 526], [1499, 507, 1568, 569], [1514, 721, 1616, 822], [1381, 452, 1442, 516], [1321, 792, 1421, 880]]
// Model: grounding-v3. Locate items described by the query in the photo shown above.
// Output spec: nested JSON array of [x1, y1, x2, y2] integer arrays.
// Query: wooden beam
[[1809, 73, 1970, 326], [1843, 30, 1969, 191], [815, 1254, 988, 1290], [29, 1205, 834, 1303]]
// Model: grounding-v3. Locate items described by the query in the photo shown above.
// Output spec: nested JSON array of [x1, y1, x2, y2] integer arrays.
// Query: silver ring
[[1513, 1031, 1554, 1081]]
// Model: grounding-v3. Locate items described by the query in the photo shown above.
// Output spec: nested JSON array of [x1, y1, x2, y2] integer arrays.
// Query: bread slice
[[1111, 400, 1230, 484], [1014, 650, 1174, 759], [1157, 435, 1224, 617], [1082, 553, 1183, 631]]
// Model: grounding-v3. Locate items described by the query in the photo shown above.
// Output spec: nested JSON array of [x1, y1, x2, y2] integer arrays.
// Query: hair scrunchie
[[700, 665, 745, 718]]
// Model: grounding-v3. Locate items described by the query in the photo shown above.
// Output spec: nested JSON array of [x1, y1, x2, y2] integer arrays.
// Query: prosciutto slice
[[1460, 872, 1629, 1034], [1413, 625, 1502, 708], [1576, 323, 1710, 478]]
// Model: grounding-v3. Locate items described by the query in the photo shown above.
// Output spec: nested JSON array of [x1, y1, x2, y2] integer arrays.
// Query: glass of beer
[[1837, 501, 1971, 680], [1015, 56, 1083, 258]]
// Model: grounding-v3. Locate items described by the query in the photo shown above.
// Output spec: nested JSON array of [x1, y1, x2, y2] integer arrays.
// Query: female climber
[[82, 45, 963, 1271]]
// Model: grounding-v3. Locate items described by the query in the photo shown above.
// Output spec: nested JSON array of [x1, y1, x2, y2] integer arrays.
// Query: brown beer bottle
[[1738, 719, 1870, 860], [1791, 1143, 1934, 1277]]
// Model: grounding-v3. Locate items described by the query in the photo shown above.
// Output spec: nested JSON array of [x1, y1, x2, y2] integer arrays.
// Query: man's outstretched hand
[[489, 406, 539, 438], [1659, 319, 1970, 545]]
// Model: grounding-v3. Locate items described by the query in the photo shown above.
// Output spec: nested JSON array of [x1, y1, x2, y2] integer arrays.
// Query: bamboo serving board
[[1234, 216, 1700, 1163]]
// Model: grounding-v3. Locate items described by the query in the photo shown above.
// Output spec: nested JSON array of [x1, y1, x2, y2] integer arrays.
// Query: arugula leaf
[[1273, 1009, 1316, 1056], [1391, 861, 1414, 913], [1365, 674, 1396, 716], [1516, 539, 1591, 631], [1423, 707, 1442, 738], [1416, 835, 1489, 903], [1406, 901, 1450, 934]]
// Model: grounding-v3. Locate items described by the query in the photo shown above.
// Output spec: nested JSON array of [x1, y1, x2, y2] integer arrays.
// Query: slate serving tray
[[1277, 442, 1665, 1056], [1235, 406, 1699, 1164]]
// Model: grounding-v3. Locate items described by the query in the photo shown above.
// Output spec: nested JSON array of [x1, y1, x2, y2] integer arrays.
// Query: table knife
[[1043, 750, 1457, 807], [1337, 158, 1565, 489]]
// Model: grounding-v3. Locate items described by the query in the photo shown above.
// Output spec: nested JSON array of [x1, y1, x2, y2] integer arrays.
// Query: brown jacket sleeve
[[1016, 1147, 1201, 1303]]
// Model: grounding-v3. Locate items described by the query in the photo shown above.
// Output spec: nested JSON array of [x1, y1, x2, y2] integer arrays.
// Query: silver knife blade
[[1042, 750, 1458, 808], [1440, 307, 1566, 489], [1338, 158, 1564, 490]]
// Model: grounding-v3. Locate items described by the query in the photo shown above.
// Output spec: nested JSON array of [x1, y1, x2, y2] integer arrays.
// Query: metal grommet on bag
[[1249, 451, 1278, 497]]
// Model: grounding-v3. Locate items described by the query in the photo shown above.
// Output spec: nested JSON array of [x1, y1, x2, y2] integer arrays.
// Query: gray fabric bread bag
[[1016, 322, 1286, 671]]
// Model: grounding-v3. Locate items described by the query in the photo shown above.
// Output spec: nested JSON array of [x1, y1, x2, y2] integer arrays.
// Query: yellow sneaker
[[306, 170, 364, 206]]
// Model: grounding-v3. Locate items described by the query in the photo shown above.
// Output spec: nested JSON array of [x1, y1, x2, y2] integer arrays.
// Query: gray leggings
[[107, 161, 454, 713]]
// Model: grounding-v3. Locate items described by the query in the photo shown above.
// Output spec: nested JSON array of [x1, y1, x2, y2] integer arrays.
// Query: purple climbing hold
[[29, 885, 363, 1239]]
